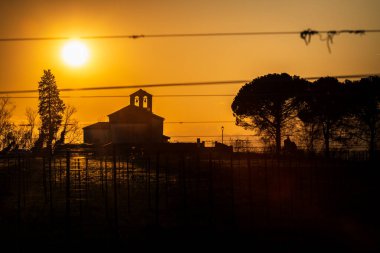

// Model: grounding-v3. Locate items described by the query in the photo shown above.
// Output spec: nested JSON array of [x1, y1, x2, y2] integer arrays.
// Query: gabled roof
[[83, 122, 110, 129], [129, 89, 152, 98], [108, 105, 164, 121]]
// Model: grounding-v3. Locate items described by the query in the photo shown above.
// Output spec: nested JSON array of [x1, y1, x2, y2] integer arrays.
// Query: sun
[[61, 40, 89, 67]]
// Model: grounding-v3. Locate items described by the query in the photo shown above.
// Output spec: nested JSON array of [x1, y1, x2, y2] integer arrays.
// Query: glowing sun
[[61, 40, 89, 67]]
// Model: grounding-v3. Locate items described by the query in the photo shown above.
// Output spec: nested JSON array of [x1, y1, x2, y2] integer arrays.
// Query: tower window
[[143, 96, 148, 108]]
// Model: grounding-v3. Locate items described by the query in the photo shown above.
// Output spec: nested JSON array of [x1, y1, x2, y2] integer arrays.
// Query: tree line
[[2, 71, 379, 159], [0, 70, 80, 154], [232, 73, 380, 160]]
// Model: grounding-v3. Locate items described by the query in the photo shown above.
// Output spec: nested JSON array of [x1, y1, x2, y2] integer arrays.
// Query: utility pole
[[221, 126, 224, 144]]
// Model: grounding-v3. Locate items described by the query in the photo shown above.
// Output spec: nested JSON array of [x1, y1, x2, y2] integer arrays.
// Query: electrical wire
[[1, 29, 379, 42], [169, 135, 256, 138], [165, 121, 234, 124], [0, 94, 235, 99], [0, 73, 378, 95]]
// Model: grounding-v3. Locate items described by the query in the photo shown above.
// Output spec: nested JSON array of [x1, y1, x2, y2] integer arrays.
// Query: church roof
[[129, 89, 152, 98], [108, 105, 164, 122], [83, 122, 110, 129]]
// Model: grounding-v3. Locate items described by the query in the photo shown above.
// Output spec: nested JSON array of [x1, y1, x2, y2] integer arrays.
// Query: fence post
[[65, 151, 71, 239], [85, 158, 89, 195], [104, 155, 109, 225], [230, 154, 235, 227], [100, 157, 103, 193], [48, 153, 54, 228], [182, 154, 187, 212], [112, 145, 119, 237], [208, 152, 213, 226], [247, 152, 253, 226], [148, 157, 151, 209], [17, 154, 21, 237], [127, 157, 130, 213], [155, 152, 160, 225], [42, 156, 47, 203], [77, 159, 82, 222], [165, 156, 169, 209]]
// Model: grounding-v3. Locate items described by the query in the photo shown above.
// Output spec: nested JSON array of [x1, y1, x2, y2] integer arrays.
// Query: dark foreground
[[0, 152, 379, 252]]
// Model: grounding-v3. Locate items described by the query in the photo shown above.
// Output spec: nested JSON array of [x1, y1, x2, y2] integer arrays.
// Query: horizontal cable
[[1, 29, 379, 42], [0, 80, 247, 94], [165, 121, 234, 124], [0, 31, 299, 41], [169, 135, 257, 138], [0, 94, 235, 99], [0, 73, 378, 95]]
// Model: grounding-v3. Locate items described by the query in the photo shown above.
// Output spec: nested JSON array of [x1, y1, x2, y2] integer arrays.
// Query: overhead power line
[[18, 120, 236, 126], [0, 29, 379, 42], [0, 31, 300, 41], [169, 135, 256, 138], [0, 73, 378, 95], [0, 94, 235, 99], [0, 80, 246, 94], [165, 121, 234, 124]]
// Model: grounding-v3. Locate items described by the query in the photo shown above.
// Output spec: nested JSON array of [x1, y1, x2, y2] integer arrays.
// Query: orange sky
[[1, 0, 379, 145]]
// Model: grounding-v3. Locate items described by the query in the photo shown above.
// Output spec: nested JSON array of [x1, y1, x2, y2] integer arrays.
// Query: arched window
[[134, 96, 139, 106], [143, 96, 148, 108]]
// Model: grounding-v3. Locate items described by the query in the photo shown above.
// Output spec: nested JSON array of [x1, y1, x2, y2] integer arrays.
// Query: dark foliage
[[232, 73, 308, 155], [35, 69, 65, 153]]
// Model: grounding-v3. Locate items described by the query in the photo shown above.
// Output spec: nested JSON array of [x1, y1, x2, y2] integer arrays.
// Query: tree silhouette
[[298, 77, 348, 158], [0, 97, 15, 152], [23, 107, 39, 149], [348, 76, 380, 160], [56, 104, 80, 145], [36, 70, 65, 153], [232, 73, 307, 155]]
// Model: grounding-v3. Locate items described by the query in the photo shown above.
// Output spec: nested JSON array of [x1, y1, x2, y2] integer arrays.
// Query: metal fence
[[0, 150, 378, 251]]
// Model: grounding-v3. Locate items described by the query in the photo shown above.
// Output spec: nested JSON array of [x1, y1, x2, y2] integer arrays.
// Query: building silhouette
[[83, 89, 169, 145]]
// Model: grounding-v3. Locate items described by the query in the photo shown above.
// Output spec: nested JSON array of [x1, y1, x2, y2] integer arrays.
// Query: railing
[[0, 149, 378, 250]]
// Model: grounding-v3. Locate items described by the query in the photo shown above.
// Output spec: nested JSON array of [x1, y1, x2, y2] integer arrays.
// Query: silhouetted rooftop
[[129, 89, 152, 98], [82, 122, 110, 129], [108, 105, 164, 120]]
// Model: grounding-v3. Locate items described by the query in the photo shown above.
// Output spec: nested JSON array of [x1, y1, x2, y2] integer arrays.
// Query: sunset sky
[[1, 0, 379, 144]]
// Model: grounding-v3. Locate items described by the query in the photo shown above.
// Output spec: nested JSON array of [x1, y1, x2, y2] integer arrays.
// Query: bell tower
[[129, 89, 153, 112]]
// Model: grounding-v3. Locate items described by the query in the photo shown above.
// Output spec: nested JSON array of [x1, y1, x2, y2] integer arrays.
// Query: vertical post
[[65, 151, 71, 238], [59, 159, 62, 185], [127, 157, 130, 213], [230, 155, 235, 227], [155, 153, 160, 225], [42, 156, 47, 202], [48, 154, 53, 227], [247, 152, 253, 226], [196, 151, 201, 203], [182, 155, 187, 211], [148, 158, 151, 209], [77, 159, 82, 222], [100, 158, 104, 193], [85, 158, 89, 205], [17, 154, 21, 237], [165, 156, 169, 209], [126, 158, 129, 181], [221, 126, 224, 144], [104, 156, 109, 223], [208, 152, 213, 226], [264, 155, 269, 226], [22, 156, 27, 207], [112, 146, 118, 237], [53, 157, 56, 185], [131, 157, 134, 178]]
